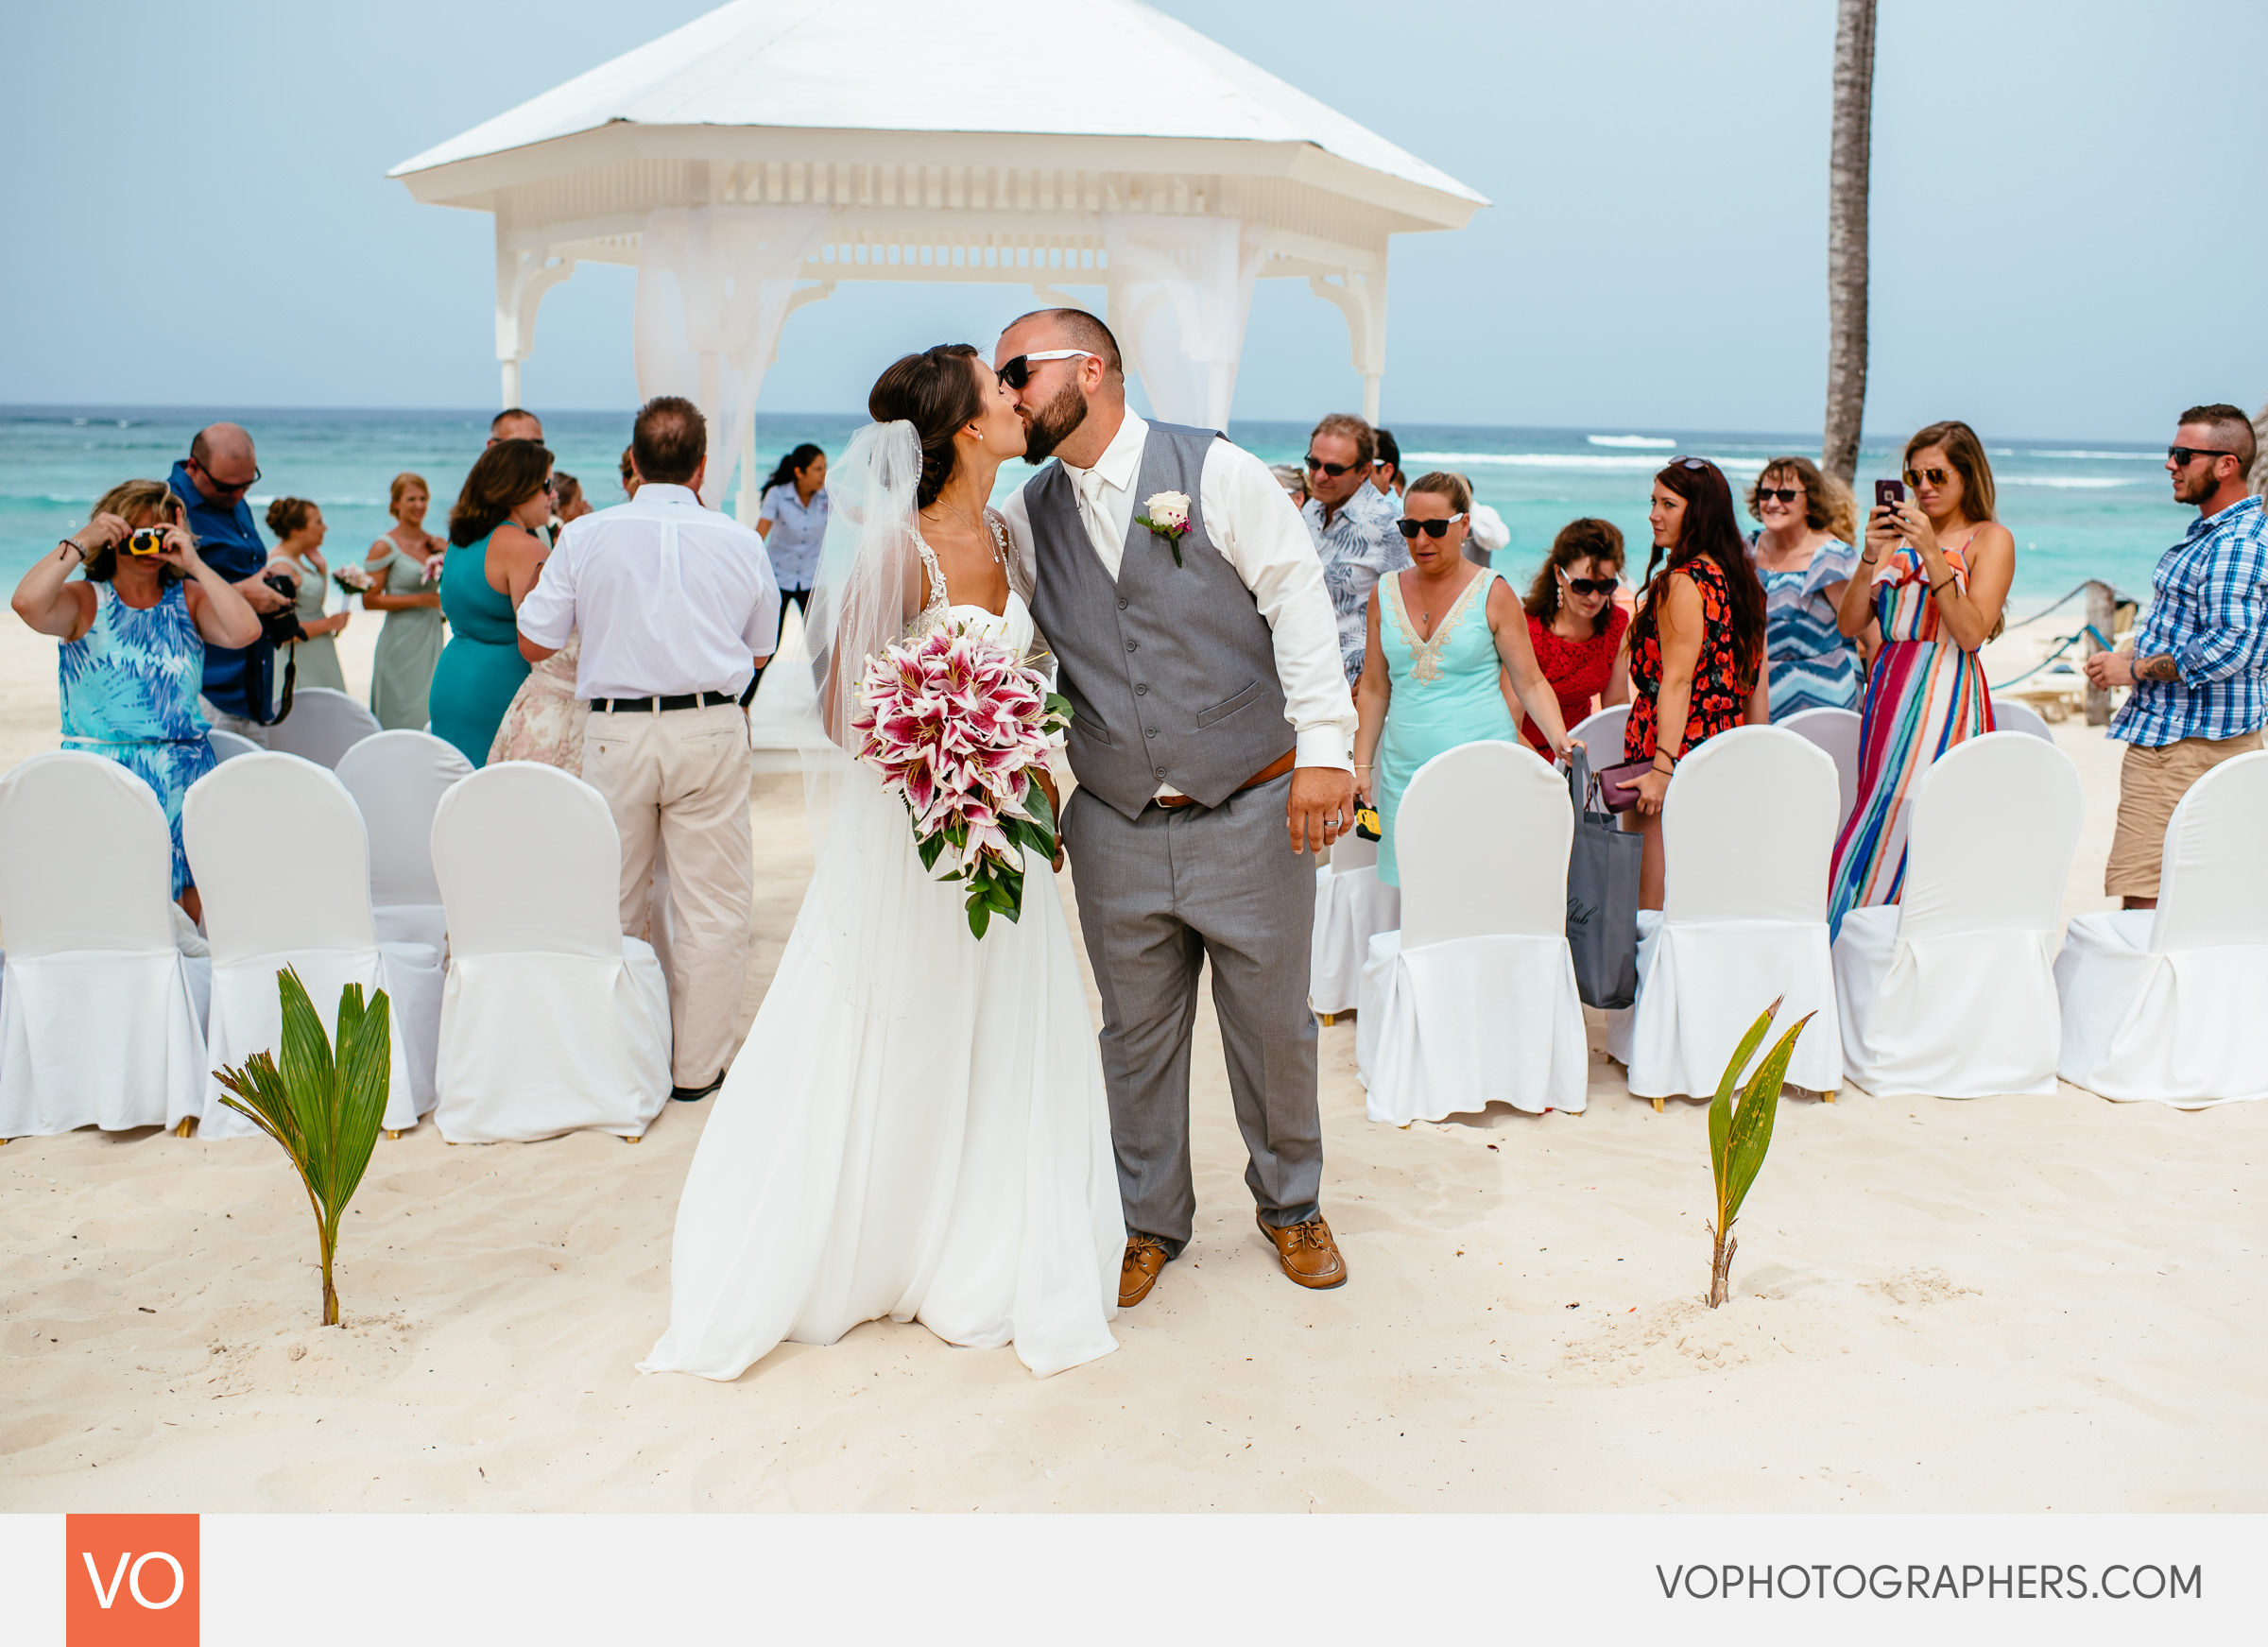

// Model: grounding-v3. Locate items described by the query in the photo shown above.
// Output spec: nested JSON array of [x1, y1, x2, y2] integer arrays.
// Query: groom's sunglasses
[[1396, 514, 1467, 540], [997, 350, 1095, 390]]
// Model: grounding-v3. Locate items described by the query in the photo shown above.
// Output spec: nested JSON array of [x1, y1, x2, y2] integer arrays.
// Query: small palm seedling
[[213, 969, 391, 1327], [1706, 995, 1813, 1309]]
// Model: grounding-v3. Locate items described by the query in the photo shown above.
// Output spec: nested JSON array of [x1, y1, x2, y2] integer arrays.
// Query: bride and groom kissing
[[641, 309, 1362, 1381]]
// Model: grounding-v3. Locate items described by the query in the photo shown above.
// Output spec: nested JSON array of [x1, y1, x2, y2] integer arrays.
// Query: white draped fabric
[[1833, 734, 2084, 1098], [337, 729, 472, 961], [634, 205, 830, 511], [1101, 214, 1267, 430], [184, 754, 443, 1137], [1607, 728, 1844, 1098], [1309, 830, 1399, 1017], [1357, 743, 1587, 1123], [0, 754, 210, 1138], [2054, 750, 2268, 1106], [429, 763, 671, 1142], [265, 686, 381, 769]]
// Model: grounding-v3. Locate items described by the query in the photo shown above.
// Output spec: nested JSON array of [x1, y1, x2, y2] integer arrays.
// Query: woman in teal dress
[[427, 439, 554, 766], [9, 478, 260, 918], [1351, 472, 1580, 885]]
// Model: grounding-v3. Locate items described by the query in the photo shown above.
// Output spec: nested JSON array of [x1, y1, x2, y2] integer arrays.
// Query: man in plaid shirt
[[2085, 403, 2267, 907]]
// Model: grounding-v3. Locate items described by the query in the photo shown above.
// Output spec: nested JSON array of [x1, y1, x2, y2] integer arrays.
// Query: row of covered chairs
[[0, 741, 671, 1146], [1338, 722, 2268, 1122]]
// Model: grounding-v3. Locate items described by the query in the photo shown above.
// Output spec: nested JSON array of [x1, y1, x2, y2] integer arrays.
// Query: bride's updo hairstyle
[[868, 344, 984, 509]]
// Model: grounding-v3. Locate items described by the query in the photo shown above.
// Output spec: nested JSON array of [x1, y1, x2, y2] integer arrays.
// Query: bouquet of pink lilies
[[419, 554, 444, 585], [331, 563, 374, 597], [849, 622, 1072, 938]]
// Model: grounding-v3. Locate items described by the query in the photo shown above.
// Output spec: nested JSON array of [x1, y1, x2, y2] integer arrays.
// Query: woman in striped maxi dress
[[1828, 421, 2015, 936]]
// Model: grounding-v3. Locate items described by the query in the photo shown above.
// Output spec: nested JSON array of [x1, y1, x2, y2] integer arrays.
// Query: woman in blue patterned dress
[[1744, 456, 1865, 717], [9, 479, 261, 920]]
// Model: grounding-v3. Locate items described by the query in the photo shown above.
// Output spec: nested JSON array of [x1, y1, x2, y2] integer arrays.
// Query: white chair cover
[[266, 686, 382, 769], [2054, 750, 2268, 1106], [1778, 706, 1864, 829], [429, 763, 672, 1141], [336, 729, 472, 957], [206, 728, 263, 763], [1832, 733, 2083, 1098], [1570, 704, 1630, 764], [1310, 828, 1400, 1016], [1606, 727, 1843, 1098], [0, 754, 210, 1137], [1991, 699, 2054, 742], [184, 753, 442, 1137], [1356, 743, 1587, 1122]]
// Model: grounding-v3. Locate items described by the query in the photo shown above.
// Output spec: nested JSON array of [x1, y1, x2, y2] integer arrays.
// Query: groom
[[994, 309, 1359, 1307]]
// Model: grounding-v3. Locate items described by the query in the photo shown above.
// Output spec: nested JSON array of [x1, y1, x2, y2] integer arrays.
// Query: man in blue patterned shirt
[[2086, 404, 2267, 907], [1299, 413, 1410, 686]]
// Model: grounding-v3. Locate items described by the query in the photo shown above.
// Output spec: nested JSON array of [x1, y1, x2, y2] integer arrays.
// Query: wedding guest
[[1301, 412, 1409, 685], [1519, 517, 1630, 757], [2085, 404, 2267, 908], [1746, 456, 1864, 717], [1828, 421, 2013, 934], [266, 498, 349, 696], [1372, 428, 1406, 499], [1269, 463, 1308, 507], [490, 464, 606, 772], [167, 422, 292, 738], [428, 441, 552, 767], [752, 443, 828, 690], [10, 480, 259, 918], [1624, 458, 1770, 910], [618, 444, 638, 494], [488, 407, 542, 447], [554, 472, 592, 524], [1353, 473, 1576, 886], [1466, 497, 1510, 569], [517, 396, 778, 1103], [364, 472, 448, 731]]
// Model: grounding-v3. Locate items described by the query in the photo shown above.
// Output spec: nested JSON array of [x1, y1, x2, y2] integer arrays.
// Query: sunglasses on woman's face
[[1903, 466, 1950, 488], [1757, 487, 1802, 505], [1560, 573, 1616, 595], [1396, 514, 1466, 540]]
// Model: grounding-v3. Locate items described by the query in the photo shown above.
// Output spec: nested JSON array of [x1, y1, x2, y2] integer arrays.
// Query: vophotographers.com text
[[1656, 1563, 2202, 1601]]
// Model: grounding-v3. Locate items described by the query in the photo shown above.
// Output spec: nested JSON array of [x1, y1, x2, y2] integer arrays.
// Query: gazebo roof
[[389, 0, 1486, 227]]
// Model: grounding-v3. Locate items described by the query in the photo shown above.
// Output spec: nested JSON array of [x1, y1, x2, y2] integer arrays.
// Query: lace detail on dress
[[907, 514, 1013, 640], [1384, 569, 1487, 684]]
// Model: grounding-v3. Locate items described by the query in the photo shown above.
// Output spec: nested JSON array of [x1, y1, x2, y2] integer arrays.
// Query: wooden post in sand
[[2085, 579, 2116, 727]]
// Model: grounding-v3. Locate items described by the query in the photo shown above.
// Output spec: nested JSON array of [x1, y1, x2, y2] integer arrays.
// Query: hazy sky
[[5, 0, 2261, 440]]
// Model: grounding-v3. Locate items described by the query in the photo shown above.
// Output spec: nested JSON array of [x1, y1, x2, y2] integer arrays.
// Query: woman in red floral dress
[[1623, 458, 1770, 907], [1519, 516, 1631, 755]]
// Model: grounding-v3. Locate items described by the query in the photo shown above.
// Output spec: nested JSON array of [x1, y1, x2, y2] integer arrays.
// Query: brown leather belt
[[1150, 748, 1297, 811]]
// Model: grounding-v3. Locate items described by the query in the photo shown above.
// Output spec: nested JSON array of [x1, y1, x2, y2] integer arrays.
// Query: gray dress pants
[[1061, 771, 1323, 1252]]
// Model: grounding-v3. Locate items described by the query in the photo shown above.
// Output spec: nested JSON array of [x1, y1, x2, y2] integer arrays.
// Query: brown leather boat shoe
[[1120, 1233, 1171, 1307], [1257, 1212, 1348, 1289]]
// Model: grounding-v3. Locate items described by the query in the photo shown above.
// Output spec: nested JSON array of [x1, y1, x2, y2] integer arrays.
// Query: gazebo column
[[1307, 266, 1389, 424], [494, 237, 577, 409], [1101, 214, 1267, 429], [734, 281, 839, 523]]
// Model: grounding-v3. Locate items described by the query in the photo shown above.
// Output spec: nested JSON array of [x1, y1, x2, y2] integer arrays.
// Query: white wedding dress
[[641, 561, 1123, 1381]]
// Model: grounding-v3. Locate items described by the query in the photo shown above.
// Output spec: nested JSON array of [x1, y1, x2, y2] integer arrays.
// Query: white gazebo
[[389, 0, 1486, 515]]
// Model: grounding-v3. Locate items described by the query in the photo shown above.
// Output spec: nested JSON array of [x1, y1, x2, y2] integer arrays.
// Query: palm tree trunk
[[1822, 0, 1879, 486]]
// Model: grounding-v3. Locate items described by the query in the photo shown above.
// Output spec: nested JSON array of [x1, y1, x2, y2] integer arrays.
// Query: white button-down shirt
[[997, 411, 1356, 781], [517, 483, 780, 701]]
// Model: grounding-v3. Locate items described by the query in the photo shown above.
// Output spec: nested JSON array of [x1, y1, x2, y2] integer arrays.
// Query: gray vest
[[1026, 422, 1294, 819]]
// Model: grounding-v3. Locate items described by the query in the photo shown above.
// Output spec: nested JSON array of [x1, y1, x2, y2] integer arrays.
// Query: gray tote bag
[[1565, 746, 1642, 1009]]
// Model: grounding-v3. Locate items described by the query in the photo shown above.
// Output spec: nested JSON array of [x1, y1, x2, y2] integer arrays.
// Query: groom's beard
[[1020, 378, 1088, 466]]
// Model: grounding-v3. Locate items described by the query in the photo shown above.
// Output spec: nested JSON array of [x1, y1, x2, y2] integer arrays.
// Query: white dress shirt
[[998, 411, 1357, 783], [517, 483, 781, 701]]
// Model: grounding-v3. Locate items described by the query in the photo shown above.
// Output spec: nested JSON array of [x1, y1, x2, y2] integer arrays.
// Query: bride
[[640, 345, 1123, 1381]]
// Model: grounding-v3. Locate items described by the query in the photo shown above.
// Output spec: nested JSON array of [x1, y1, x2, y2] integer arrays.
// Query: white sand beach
[[1, 612, 2262, 1513]]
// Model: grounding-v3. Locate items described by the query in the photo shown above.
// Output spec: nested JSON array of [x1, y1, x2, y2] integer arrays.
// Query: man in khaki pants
[[2085, 403, 2267, 907], [517, 396, 779, 1100]]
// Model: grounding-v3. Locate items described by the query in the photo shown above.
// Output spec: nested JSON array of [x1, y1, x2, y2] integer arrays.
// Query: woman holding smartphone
[[1827, 420, 2014, 935]]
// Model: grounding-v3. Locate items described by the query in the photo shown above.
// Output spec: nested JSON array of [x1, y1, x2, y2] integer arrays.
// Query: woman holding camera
[[427, 439, 553, 768], [266, 497, 349, 695], [10, 479, 261, 917], [1827, 421, 2013, 935]]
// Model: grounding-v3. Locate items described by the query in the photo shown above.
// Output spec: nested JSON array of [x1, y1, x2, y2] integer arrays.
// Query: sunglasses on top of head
[[1396, 513, 1467, 540], [997, 349, 1095, 389]]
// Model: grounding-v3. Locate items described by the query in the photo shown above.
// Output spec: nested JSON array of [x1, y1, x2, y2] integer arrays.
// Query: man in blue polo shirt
[[166, 421, 292, 733]]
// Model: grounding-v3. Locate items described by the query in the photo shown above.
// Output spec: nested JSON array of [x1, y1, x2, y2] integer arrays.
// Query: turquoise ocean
[[1, 406, 2180, 615]]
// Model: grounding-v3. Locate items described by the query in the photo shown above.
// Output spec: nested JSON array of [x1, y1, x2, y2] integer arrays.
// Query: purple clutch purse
[[1592, 757, 1655, 814]]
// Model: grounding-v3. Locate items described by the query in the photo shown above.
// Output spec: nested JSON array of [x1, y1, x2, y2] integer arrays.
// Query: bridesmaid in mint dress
[[1351, 472, 1581, 886], [427, 440, 554, 767], [365, 472, 447, 729]]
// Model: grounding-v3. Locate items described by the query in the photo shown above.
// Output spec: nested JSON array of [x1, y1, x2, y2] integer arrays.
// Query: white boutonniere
[[1133, 490, 1193, 567]]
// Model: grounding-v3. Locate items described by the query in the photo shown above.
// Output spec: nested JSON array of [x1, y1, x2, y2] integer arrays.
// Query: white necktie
[[1073, 467, 1117, 571]]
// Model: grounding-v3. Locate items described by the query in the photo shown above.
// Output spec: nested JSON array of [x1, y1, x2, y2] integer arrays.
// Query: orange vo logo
[[66, 1515, 198, 1646]]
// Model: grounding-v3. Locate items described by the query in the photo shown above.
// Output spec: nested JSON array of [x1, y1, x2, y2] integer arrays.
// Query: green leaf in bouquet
[[917, 832, 948, 872]]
